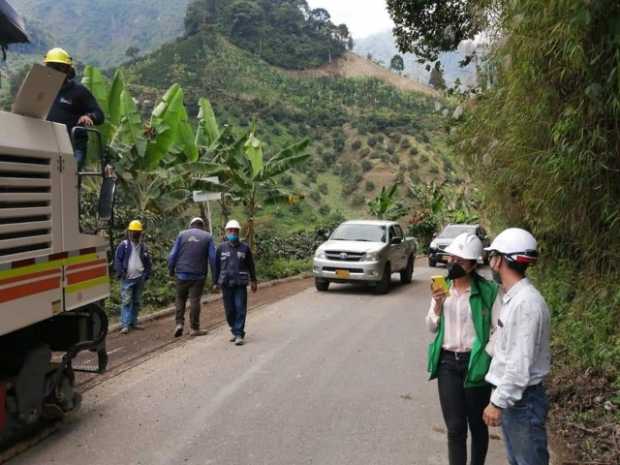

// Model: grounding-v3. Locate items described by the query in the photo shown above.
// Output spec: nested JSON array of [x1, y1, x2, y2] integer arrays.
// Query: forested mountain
[[9, 0, 190, 66], [184, 0, 352, 69], [355, 30, 481, 88], [120, 27, 462, 230]]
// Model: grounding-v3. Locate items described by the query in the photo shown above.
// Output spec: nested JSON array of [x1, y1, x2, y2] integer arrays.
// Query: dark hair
[[507, 260, 528, 276]]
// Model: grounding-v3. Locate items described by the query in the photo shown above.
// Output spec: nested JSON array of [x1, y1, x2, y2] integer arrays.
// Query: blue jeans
[[74, 148, 86, 171], [502, 384, 550, 465], [223, 286, 248, 337], [120, 277, 145, 329]]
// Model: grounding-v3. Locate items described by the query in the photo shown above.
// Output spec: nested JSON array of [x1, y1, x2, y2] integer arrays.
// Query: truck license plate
[[335, 269, 350, 278]]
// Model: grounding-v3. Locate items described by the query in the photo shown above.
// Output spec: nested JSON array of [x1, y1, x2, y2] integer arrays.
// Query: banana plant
[[368, 184, 409, 220], [196, 124, 310, 250]]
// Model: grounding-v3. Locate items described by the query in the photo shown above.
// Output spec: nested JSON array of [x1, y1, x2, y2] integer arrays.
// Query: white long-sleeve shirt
[[426, 285, 501, 355], [485, 278, 551, 409]]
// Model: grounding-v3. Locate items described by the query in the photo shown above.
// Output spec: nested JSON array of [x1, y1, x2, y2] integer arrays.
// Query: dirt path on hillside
[[286, 52, 438, 96]]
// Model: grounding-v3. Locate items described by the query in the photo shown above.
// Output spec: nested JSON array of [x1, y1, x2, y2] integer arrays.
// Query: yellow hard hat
[[128, 220, 143, 232], [44, 48, 73, 66]]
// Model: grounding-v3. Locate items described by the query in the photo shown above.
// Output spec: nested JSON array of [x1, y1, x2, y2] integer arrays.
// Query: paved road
[[12, 264, 506, 465]]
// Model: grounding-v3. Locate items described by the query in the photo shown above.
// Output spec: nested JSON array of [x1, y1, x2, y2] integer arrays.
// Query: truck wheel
[[400, 256, 414, 284], [375, 263, 391, 295], [315, 278, 330, 292], [428, 257, 437, 267]]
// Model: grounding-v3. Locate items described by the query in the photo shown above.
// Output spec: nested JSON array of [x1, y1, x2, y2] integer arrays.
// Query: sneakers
[[234, 336, 245, 346], [120, 327, 129, 335], [174, 325, 184, 338], [190, 329, 208, 337], [229, 336, 237, 342]]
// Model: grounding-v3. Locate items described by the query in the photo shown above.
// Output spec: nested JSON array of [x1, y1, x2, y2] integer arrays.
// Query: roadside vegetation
[[388, 1, 620, 462]]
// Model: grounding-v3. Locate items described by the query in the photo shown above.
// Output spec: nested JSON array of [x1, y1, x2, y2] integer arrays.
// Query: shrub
[[360, 147, 371, 158], [319, 204, 331, 216], [281, 174, 294, 187], [318, 183, 328, 195], [409, 146, 419, 156], [387, 144, 396, 155], [352, 194, 366, 206], [310, 191, 321, 203], [365, 180, 376, 192], [351, 140, 362, 151], [368, 136, 378, 147], [361, 159, 373, 172]]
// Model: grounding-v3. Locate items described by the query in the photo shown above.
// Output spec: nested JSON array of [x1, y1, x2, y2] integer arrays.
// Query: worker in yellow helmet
[[114, 220, 152, 334], [44, 47, 104, 170]]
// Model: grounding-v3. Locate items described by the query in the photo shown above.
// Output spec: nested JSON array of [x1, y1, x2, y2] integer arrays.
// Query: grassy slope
[[124, 31, 461, 233]]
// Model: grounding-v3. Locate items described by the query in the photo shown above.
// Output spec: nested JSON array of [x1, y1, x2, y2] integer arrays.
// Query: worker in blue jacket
[[114, 220, 152, 334], [214, 220, 258, 346], [168, 217, 217, 338]]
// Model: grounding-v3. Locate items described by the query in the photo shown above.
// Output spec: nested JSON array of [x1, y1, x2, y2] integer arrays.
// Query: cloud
[[306, 0, 394, 39]]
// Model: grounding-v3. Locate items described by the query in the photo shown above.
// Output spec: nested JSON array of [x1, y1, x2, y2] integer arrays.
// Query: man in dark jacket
[[168, 217, 217, 338], [114, 220, 152, 334], [214, 220, 257, 346], [44, 48, 104, 170]]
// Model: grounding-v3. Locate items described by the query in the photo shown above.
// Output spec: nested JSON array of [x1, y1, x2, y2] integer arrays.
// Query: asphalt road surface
[[12, 264, 507, 465]]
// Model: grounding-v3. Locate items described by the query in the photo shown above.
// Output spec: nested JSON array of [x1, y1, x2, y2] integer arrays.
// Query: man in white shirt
[[482, 228, 551, 465]]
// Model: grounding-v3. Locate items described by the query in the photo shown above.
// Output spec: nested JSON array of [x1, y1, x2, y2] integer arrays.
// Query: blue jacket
[[114, 240, 152, 280], [168, 228, 216, 281], [214, 240, 257, 287]]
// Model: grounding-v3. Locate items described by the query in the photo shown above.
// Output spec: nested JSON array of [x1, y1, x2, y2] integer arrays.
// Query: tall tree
[[428, 64, 446, 90], [386, 0, 486, 64], [390, 54, 405, 74]]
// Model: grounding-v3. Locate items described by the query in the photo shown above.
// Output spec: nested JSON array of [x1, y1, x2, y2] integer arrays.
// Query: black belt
[[441, 349, 471, 361]]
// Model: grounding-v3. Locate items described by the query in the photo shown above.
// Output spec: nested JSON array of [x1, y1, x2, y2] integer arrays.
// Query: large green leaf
[[145, 84, 186, 169], [81, 66, 110, 115], [243, 132, 264, 179], [112, 89, 146, 159], [107, 70, 126, 130], [195, 98, 221, 148], [262, 139, 311, 179]]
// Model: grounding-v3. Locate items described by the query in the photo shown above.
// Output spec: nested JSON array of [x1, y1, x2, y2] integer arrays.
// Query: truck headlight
[[364, 251, 379, 261], [430, 241, 438, 250], [315, 250, 326, 259]]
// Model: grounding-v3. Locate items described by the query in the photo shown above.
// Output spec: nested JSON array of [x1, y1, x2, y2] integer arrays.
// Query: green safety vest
[[427, 274, 498, 388]]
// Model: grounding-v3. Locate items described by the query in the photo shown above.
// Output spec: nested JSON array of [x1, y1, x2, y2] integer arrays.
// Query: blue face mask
[[227, 234, 238, 242]]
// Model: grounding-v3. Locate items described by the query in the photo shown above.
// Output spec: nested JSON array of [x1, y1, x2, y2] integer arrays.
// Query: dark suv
[[428, 224, 490, 267]]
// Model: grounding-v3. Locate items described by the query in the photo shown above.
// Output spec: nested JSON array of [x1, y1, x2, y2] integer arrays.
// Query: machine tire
[[315, 278, 330, 292], [428, 257, 437, 267], [400, 256, 414, 284], [375, 263, 392, 295]]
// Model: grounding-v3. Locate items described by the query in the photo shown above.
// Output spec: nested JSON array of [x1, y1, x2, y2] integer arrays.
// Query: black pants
[[175, 279, 205, 330], [437, 351, 492, 465]]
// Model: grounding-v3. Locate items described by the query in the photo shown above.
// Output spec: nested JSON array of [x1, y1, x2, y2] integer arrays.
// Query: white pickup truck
[[313, 220, 417, 294]]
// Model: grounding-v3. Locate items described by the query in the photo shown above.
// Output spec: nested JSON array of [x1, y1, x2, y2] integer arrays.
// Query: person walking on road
[[482, 228, 551, 465], [426, 232, 501, 465], [214, 220, 258, 346], [168, 217, 216, 338], [114, 220, 152, 335], [44, 48, 104, 170]]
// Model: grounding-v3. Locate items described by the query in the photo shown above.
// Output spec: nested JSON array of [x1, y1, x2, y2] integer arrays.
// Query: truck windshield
[[331, 224, 387, 243], [439, 225, 475, 239]]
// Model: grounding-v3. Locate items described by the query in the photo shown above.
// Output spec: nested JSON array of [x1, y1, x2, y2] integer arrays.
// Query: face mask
[[447, 263, 468, 280], [227, 234, 238, 242]]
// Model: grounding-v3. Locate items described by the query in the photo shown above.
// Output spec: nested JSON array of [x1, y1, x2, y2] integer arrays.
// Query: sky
[[306, 0, 394, 39]]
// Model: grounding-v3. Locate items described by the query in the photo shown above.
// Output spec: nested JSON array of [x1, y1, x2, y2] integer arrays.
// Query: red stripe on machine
[[0, 269, 61, 287], [0, 277, 60, 304], [67, 259, 107, 272], [79, 247, 97, 255], [66, 266, 108, 285]]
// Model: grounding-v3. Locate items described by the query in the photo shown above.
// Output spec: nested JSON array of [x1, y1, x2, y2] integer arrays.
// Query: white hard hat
[[444, 233, 483, 260], [189, 217, 205, 227], [485, 228, 538, 265], [225, 220, 241, 230]]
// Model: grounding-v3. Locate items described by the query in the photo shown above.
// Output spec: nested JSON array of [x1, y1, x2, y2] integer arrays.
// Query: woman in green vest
[[426, 232, 500, 465]]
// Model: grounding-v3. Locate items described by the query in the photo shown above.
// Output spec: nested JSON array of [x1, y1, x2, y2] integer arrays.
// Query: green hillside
[[123, 30, 464, 233], [9, 0, 189, 66]]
